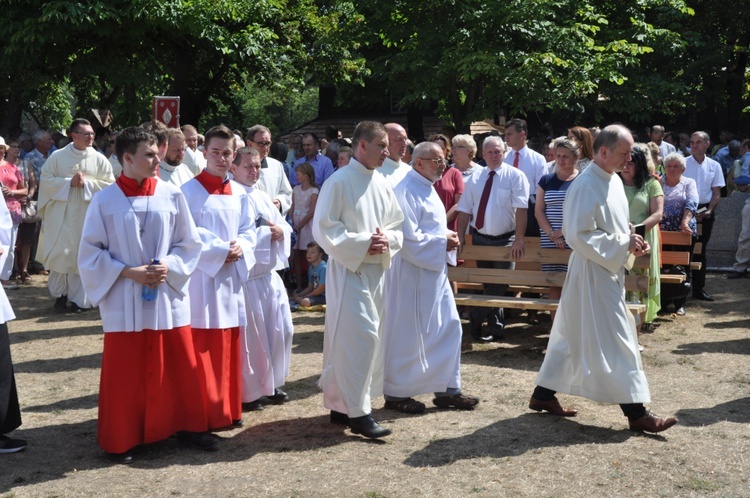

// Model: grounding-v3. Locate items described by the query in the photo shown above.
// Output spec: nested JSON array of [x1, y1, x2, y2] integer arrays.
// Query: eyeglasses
[[424, 157, 447, 166], [251, 140, 272, 148], [73, 131, 95, 137]]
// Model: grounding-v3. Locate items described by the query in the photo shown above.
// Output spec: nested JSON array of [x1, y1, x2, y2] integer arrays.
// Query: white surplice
[[312, 158, 404, 418], [238, 184, 294, 402], [383, 170, 461, 397], [535, 164, 651, 404], [181, 176, 256, 329], [78, 179, 201, 332], [260, 157, 293, 215], [0, 201, 15, 324], [159, 161, 194, 188]]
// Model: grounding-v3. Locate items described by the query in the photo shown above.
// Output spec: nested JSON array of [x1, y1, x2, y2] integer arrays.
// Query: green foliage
[[350, 0, 693, 130], [0, 0, 366, 133]]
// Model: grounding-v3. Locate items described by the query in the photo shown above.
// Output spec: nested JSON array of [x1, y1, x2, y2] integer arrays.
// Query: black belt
[[471, 228, 515, 240]]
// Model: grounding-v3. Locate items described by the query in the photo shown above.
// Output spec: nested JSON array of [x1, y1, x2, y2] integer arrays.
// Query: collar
[[117, 175, 157, 197], [196, 169, 232, 195]]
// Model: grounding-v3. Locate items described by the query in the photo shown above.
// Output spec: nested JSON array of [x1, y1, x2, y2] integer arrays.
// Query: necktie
[[261, 158, 268, 169], [513, 151, 519, 168], [474, 170, 495, 230]]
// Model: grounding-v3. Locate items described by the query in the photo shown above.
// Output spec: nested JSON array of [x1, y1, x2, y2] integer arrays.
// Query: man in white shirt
[[504, 119, 547, 236], [683, 131, 725, 301], [378, 123, 412, 187], [181, 124, 207, 176], [246, 125, 293, 215], [456, 136, 529, 342], [650, 125, 676, 162]]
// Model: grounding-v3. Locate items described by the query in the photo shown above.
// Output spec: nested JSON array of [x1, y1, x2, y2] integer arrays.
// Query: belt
[[471, 228, 515, 241]]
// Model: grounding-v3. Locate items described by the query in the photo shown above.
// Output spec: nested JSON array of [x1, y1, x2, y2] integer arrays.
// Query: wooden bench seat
[[450, 237, 648, 316]]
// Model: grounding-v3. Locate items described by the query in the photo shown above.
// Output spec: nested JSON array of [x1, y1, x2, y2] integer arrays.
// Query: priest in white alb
[[78, 127, 215, 463], [181, 125, 256, 431], [312, 121, 404, 439], [382, 142, 479, 415], [530, 125, 677, 434], [38, 118, 115, 312], [378, 123, 412, 187], [231, 147, 294, 410]]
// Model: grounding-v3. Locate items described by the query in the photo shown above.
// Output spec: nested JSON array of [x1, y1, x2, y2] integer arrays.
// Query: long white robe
[[183, 146, 206, 176], [312, 158, 404, 417], [378, 157, 412, 188], [159, 161, 194, 188], [383, 170, 461, 397], [181, 176, 256, 329], [78, 179, 201, 332], [38, 143, 115, 274], [0, 201, 15, 324], [238, 184, 294, 402], [535, 163, 650, 404], [260, 156, 293, 215]]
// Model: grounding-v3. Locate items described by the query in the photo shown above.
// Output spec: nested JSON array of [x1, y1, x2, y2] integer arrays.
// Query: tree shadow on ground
[[290, 313, 325, 327], [0, 414, 375, 494], [280, 373, 320, 403], [703, 318, 750, 330], [675, 397, 750, 426], [14, 353, 102, 374], [404, 413, 644, 468], [672, 338, 750, 356], [9, 325, 103, 345], [459, 324, 549, 372], [291, 329, 323, 355], [23, 393, 99, 413]]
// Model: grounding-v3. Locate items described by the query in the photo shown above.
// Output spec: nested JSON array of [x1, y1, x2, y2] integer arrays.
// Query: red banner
[[152, 96, 180, 128]]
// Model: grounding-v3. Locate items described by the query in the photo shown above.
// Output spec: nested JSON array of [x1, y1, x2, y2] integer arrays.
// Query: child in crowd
[[291, 242, 326, 311], [291, 162, 319, 290]]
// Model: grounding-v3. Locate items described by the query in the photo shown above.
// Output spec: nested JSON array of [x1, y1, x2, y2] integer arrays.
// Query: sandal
[[432, 393, 480, 410], [19, 272, 31, 284], [384, 397, 426, 414]]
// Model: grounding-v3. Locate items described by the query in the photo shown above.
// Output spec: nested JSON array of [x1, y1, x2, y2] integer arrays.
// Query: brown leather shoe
[[528, 396, 578, 417], [628, 411, 677, 433]]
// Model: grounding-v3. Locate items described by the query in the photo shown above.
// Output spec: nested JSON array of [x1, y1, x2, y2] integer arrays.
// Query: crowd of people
[[2, 114, 746, 459]]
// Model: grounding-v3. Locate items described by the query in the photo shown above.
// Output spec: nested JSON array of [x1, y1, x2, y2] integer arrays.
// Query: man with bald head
[[382, 141, 479, 415], [530, 124, 677, 434], [378, 123, 412, 187]]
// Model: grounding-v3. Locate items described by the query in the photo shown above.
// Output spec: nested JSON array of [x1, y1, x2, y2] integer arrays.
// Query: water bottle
[[141, 259, 159, 301]]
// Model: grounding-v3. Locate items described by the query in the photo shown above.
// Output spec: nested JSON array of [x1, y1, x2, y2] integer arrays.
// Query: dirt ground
[[1, 272, 749, 497]]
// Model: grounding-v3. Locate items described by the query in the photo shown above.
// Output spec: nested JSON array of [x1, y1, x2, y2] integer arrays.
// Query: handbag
[[660, 265, 691, 302], [22, 199, 40, 223]]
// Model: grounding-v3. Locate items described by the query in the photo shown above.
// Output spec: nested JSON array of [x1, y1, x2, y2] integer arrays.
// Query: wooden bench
[[660, 230, 701, 274], [451, 236, 648, 315]]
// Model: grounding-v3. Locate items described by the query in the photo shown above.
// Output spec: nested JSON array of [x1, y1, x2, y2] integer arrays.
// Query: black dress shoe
[[727, 270, 747, 280], [693, 290, 715, 301], [70, 303, 89, 313], [265, 388, 289, 404], [469, 319, 494, 343], [330, 410, 350, 426], [54, 295, 67, 311], [106, 451, 134, 464], [348, 414, 392, 439], [231, 419, 243, 427]]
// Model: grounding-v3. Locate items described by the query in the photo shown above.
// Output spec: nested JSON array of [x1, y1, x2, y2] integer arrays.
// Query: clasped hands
[[368, 227, 389, 255], [123, 260, 169, 288], [70, 172, 86, 188]]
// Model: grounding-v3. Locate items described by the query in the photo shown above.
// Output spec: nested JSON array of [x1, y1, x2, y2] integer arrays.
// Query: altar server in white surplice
[[231, 147, 294, 410], [382, 142, 479, 416], [78, 127, 216, 463], [181, 125, 256, 431], [39, 118, 115, 312], [312, 121, 404, 439], [529, 124, 678, 434]]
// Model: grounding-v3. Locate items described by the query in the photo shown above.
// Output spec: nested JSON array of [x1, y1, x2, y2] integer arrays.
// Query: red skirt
[[98, 326, 208, 454], [191, 327, 242, 430]]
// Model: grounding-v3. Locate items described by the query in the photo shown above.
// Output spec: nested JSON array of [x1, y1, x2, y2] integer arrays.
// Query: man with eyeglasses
[[382, 141, 480, 415], [38, 118, 115, 313], [246, 125, 292, 215], [456, 136, 529, 342]]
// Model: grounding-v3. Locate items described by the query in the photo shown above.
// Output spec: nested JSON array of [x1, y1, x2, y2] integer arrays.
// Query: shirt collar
[[117, 175, 157, 197], [196, 170, 233, 195]]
